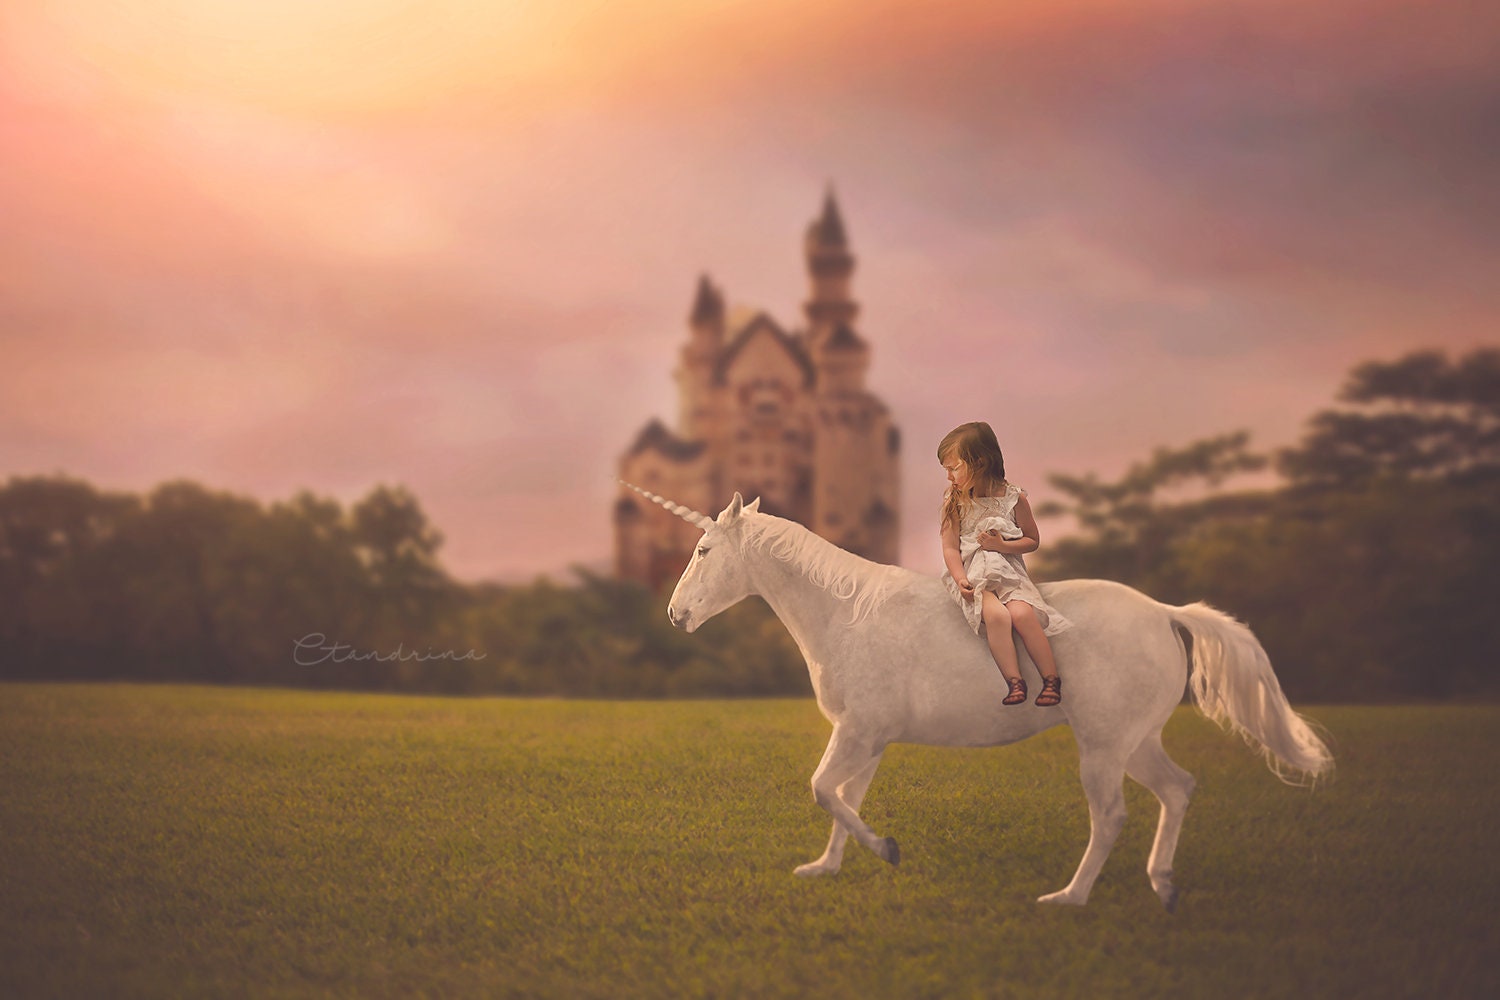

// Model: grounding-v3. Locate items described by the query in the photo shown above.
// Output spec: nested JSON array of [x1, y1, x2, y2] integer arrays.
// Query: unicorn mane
[[739, 511, 907, 626]]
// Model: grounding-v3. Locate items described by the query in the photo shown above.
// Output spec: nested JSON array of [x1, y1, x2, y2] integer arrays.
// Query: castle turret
[[689, 273, 725, 337], [675, 274, 724, 439], [803, 188, 859, 345]]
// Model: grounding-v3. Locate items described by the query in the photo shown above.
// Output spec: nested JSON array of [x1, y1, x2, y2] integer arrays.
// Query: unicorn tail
[[1170, 601, 1334, 785]]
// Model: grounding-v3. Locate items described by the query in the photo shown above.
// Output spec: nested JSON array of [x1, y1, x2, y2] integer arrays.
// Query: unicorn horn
[[618, 480, 714, 529]]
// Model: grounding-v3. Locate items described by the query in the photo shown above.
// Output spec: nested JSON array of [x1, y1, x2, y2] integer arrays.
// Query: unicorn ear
[[721, 492, 745, 522], [744, 496, 761, 514]]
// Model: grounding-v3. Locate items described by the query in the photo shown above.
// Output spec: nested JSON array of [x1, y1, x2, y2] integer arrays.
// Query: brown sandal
[[1035, 675, 1062, 707], [1002, 676, 1028, 706]]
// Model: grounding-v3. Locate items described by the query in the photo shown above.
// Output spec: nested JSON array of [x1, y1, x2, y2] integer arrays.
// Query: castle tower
[[800, 194, 899, 565], [803, 188, 859, 349], [675, 275, 724, 440]]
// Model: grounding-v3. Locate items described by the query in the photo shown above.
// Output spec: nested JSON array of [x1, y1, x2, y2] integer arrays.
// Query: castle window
[[742, 379, 785, 426]]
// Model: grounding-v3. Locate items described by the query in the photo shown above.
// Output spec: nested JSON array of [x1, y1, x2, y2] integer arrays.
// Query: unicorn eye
[[697, 546, 710, 557]]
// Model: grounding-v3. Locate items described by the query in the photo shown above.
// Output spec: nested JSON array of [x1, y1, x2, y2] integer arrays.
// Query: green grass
[[1, 684, 1496, 999]]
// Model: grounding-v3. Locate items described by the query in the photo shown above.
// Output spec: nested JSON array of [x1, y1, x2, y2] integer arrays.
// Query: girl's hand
[[978, 528, 999, 552], [958, 579, 976, 602]]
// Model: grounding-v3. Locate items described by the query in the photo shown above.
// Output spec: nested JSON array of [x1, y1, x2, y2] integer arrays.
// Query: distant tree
[[0, 476, 139, 675], [348, 485, 456, 686], [1278, 348, 1500, 487], [114, 482, 266, 682], [218, 492, 371, 688], [1037, 431, 1269, 582], [351, 485, 445, 581]]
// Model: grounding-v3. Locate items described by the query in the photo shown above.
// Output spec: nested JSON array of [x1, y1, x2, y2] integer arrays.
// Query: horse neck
[[740, 535, 853, 668]]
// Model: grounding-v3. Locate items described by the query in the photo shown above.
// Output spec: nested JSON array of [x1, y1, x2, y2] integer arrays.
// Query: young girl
[[939, 421, 1070, 707]]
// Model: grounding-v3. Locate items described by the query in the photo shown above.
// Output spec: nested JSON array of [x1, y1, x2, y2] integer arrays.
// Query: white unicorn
[[623, 485, 1332, 909]]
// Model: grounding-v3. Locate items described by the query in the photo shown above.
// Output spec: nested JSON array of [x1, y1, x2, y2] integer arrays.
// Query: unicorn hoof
[[794, 861, 838, 877], [878, 837, 900, 866], [1037, 889, 1086, 906], [1159, 885, 1179, 913]]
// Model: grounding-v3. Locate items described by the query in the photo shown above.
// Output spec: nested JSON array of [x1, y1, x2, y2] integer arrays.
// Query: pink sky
[[2, 0, 1496, 581]]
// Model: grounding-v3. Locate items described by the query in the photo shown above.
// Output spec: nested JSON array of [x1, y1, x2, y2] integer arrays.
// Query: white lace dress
[[941, 483, 1073, 637]]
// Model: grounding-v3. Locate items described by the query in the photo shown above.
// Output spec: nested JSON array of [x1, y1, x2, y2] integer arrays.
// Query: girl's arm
[[981, 494, 1041, 555], [940, 519, 975, 599]]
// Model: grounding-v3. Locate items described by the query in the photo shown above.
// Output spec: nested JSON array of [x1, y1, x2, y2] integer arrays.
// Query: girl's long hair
[[938, 421, 1006, 531]]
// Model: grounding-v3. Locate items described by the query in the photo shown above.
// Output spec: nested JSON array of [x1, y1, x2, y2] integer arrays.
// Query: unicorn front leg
[[797, 727, 898, 873], [795, 751, 885, 876]]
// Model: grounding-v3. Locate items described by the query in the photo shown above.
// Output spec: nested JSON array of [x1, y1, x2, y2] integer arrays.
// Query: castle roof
[[714, 312, 817, 387], [625, 418, 706, 463]]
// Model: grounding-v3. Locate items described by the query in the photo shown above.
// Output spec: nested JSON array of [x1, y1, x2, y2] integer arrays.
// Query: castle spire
[[689, 273, 724, 327], [809, 186, 847, 247]]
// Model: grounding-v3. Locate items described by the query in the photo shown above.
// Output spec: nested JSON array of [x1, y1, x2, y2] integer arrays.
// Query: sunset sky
[[3, 0, 1496, 580]]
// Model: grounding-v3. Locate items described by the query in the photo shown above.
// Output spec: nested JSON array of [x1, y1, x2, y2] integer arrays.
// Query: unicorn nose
[[667, 605, 683, 628]]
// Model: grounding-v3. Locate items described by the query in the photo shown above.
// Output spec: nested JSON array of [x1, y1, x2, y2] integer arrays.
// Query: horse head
[[668, 491, 765, 632], [618, 483, 761, 632]]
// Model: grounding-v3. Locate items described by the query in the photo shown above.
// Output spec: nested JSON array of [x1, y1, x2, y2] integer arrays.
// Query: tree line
[[1, 348, 1495, 701], [0, 478, 806, 697]]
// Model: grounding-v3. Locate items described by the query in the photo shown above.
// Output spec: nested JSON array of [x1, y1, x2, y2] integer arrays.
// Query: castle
[[615, 192, 901, 590]]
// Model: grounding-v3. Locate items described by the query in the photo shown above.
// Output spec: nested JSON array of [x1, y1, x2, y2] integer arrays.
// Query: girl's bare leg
[[980, 591, 1021, 682], [1005, 599, 1059, 679]]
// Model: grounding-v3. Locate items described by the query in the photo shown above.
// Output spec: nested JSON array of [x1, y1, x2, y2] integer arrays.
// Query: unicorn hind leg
[[1125, 731, 1196, 911], [1038, 747, 1128, 906]]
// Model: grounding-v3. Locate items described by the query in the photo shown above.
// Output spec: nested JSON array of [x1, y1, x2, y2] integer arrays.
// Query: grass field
[[1, 684, 1496, 998]]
